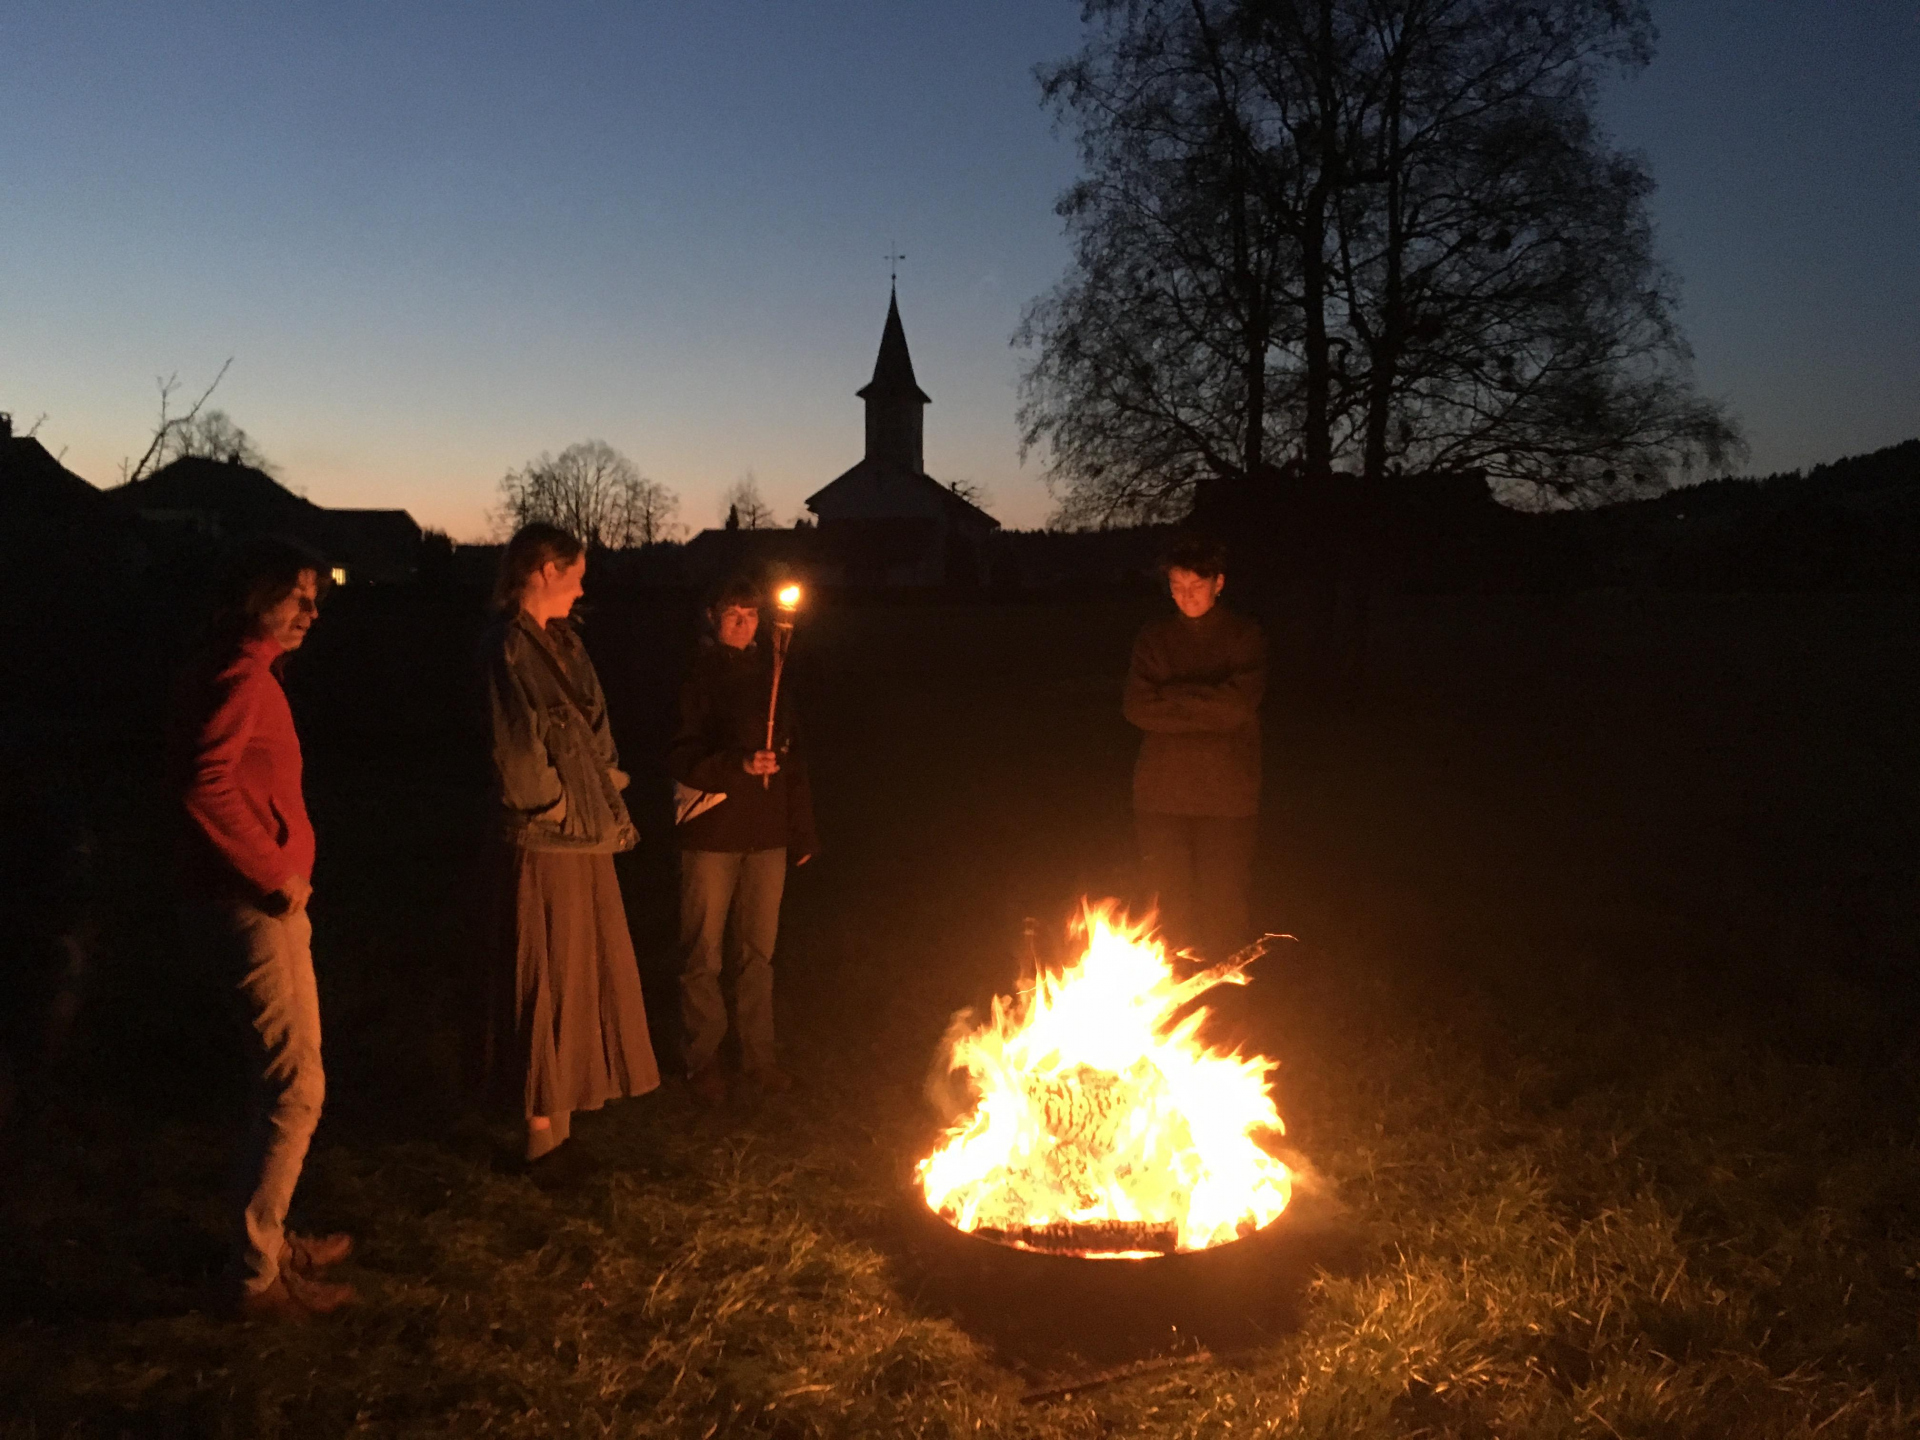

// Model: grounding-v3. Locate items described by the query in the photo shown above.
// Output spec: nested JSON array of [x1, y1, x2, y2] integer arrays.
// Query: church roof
[[805, 458, 999, 530], [856, 289, 931, 405]]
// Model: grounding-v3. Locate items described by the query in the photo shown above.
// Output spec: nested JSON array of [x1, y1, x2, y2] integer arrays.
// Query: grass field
[[3, 586, 1918, 1437]]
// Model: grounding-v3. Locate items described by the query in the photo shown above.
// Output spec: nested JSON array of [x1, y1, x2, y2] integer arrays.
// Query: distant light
[[776, 584, 802, 610], [330, 566, 349, 586]]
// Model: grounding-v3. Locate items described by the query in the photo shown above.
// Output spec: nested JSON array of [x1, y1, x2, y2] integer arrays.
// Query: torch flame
[[776, 583, 802, 610], [918, 901, 1291, 1255]]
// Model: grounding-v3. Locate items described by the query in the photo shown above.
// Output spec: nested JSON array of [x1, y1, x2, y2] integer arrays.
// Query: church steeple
[[856, 287, 930, 473]]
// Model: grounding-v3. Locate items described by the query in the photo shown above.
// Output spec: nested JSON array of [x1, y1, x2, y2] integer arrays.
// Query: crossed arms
[[1122, 632, 1266, 734]]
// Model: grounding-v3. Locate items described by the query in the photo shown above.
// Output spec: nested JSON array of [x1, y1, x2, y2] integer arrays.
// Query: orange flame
[[918, 901, 1291, 1254]]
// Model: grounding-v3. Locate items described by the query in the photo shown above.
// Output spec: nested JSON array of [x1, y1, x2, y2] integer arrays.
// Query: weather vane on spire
[[886, 242, 907, 290]]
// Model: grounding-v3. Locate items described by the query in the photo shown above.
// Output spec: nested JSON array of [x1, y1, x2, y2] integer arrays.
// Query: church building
[[805, 289, 1000, 586]]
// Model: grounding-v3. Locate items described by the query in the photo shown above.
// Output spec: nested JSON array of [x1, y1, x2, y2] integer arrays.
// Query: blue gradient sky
[[2, 2, 1913, 537]]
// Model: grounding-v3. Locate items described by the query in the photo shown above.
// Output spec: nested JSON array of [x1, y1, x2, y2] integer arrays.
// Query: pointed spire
[[858, 288, 931, 405]]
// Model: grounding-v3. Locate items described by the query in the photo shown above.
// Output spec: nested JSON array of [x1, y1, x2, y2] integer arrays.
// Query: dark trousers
[[1135, 812, 1257, 960]]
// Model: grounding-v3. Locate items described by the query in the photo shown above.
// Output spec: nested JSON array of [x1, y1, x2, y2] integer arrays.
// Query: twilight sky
[[2, 2, 1913, 538]]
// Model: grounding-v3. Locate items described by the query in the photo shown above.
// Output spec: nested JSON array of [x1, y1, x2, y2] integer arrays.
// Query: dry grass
[[4, 588, 1918, 1437]]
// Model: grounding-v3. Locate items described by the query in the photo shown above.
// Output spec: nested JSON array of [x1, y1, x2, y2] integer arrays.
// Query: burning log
[[1033, 1068, 1128, 1152], [978, 1219, 1181, 1256]]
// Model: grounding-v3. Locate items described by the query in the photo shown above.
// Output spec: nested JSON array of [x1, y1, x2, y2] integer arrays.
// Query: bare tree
[[1016, 3, 1307, 524], [1321, 0, 1742, 493], [119, 358, 240, 484], [946, 477, 994, 511], [720, 472, 776, 530], [166, 408, 274, 471], [495, 440, 677, 549], [614, 473, 685, 545], [1019, 0, 1741, 524]]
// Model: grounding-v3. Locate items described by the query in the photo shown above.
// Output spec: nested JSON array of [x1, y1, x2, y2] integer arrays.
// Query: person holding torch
[[669, 573, 818, 1105]]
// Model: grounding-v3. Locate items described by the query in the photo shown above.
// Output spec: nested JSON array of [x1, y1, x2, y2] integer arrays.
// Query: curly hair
[[1157, 529, 1230, 579], [208, 534, 332, 649], [707, 570, 765, 615]]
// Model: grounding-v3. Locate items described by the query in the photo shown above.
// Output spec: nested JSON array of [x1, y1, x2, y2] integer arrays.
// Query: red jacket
[[179, 635, 315, 898]]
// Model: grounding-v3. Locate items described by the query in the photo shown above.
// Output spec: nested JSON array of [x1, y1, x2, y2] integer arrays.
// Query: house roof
[[109, 456, 321, 531], [0, 435, 110, 520], [322, 509, 422, 561], [107, 458, 422, 566], [855, 289, 930, 405]]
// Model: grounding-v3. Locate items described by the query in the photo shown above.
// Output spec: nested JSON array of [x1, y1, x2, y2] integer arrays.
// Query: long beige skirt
[[489, 846, 660, 1119]]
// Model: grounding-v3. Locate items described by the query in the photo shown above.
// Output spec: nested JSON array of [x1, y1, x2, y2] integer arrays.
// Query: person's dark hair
[[208, 535, 331, 650], [708, 571, 764, 616], [1158, 530, 1230, 579], [493, 523, 584, 613]]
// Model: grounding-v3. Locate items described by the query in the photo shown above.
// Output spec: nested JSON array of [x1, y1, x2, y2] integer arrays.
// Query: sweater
[[179, 634, 315, 898], [1123, 604, 1266, 818], [669, 639, 819, 856]]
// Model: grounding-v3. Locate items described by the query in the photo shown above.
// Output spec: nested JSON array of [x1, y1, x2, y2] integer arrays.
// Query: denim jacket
[[483, 611, 637, 853]]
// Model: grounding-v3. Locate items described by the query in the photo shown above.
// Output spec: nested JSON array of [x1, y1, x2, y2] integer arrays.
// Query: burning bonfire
[[918, 902, 1292, 1258]]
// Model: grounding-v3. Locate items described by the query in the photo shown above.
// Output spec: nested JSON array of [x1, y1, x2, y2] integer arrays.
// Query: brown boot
[[283, 1270, 358, 1314], [525, 1110, 572, 1162], [746, 1067, 794, 1096], [689, 1065, 727, 1106], [234, 1276, 311, 1323], [282, 1231, 354, 1276]]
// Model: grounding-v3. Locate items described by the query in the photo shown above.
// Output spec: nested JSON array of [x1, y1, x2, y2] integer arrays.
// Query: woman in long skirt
[[482, 524, 658, 1161]]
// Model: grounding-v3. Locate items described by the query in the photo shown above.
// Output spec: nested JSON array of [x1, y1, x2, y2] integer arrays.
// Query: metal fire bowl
[[896, 1186, 1358, 1361]]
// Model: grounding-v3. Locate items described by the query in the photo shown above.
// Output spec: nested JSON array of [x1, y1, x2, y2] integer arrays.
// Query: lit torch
[[763, 583, 802, 788]]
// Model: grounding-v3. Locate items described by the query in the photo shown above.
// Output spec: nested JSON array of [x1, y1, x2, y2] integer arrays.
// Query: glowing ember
[[918, 901, 1292, 1256]]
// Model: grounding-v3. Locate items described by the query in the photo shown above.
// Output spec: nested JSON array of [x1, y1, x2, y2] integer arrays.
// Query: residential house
[[107, 456, 424, 583]]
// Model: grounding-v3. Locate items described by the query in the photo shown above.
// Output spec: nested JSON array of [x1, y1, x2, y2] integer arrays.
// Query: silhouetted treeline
[[1572, 438, 1920, 592]]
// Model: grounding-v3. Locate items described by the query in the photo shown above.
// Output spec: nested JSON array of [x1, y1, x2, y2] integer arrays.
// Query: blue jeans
[[678, 849, 785, 1076]]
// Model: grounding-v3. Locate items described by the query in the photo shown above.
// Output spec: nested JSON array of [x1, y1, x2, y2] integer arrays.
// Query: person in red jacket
[[176, 537, 355, 1321]]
